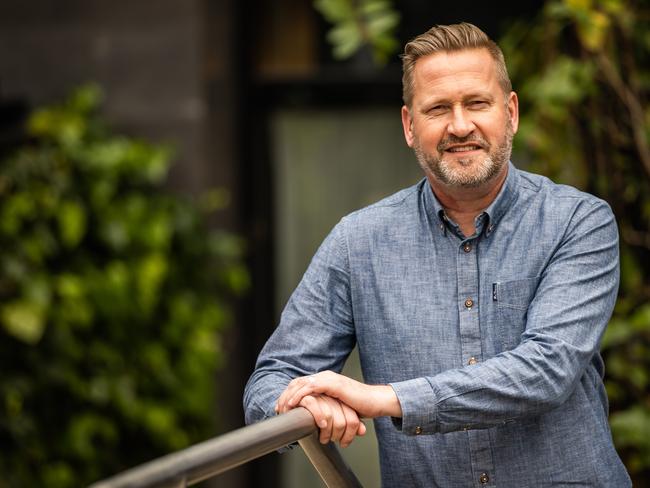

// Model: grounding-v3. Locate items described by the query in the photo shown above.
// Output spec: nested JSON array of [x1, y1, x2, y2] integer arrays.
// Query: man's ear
[[507, 91, 519, 134], [401, 105, 415, 147]]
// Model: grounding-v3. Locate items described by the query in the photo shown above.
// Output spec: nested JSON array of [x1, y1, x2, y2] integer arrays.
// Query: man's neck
[[427, 166, 508, 238]]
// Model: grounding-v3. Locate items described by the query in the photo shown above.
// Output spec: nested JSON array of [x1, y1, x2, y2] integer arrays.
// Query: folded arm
[[243, 221, 367, 446], [272, 201, 620, 435]]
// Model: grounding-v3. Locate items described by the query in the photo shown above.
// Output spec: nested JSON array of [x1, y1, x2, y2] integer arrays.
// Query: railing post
[[299, 433, 363, 488]]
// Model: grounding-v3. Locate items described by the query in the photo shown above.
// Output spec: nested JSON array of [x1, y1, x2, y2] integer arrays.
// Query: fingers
[[273, 372, 369, 448], [276, 374, 319, 414], [287, 377, 323, 408], [298, 395, 366, 447], [276, 371, 344, 413], [339, 401, 365, 448], [321, 396, 344, 444], [299, 395, 329, 429]]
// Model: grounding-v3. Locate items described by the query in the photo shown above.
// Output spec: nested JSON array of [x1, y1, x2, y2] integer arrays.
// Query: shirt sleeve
[[243, 220, 356, 426], [390, 199, 619, 435]]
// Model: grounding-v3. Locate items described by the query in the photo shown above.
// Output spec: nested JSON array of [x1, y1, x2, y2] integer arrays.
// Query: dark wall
[[0, 0, 239, 201]]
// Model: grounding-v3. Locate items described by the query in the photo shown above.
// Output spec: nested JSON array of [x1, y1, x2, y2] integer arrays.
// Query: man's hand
[[276, 371, 402, 420], [275, 393, 366, 447]]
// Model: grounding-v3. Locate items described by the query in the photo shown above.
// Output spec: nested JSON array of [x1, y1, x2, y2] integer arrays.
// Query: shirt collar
[[481, 162, 519, 236], [422, 162, 520, 237]]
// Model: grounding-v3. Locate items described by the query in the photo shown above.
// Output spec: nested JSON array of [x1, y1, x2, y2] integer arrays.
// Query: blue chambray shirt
[[244, 163, 631, 487]]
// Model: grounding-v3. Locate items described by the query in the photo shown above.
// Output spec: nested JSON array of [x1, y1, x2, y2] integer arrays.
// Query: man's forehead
[[414, 48, 495, 77], [410, 48, 501, 101]]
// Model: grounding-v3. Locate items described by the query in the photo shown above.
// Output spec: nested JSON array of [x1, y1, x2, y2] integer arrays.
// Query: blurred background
[[0, 0, 648, 487]]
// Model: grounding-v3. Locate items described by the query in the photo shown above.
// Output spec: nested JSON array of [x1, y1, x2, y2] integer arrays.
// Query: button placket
[[457, 225, 492, 485]]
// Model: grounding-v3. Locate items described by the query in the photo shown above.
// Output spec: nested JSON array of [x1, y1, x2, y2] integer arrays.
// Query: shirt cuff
[[389, 377, 438, 435]]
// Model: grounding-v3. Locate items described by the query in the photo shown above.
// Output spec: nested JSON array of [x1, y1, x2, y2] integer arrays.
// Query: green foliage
[[313, 0, 400, 64], [500, 0, 650, 481], [0, 85, 248, 487]]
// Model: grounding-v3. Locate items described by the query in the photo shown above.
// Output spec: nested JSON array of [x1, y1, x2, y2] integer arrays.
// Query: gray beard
[[414, 122, 514, 189]]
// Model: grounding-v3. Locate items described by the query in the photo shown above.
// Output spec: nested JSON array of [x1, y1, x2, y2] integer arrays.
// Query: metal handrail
[[88, 407, 362, 488]]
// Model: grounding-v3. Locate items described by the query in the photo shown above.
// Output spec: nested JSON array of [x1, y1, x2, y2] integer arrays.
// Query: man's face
[[401, 48, 519, 190]]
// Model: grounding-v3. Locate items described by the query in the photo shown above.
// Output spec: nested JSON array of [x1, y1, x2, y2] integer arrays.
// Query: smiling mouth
[[445, 144, 483, 153]]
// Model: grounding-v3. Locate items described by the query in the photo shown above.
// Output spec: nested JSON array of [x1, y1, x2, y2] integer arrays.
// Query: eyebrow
[[419, 92, 495, 109]]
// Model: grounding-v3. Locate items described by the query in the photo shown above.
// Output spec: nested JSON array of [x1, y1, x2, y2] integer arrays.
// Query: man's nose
[[447, 107, 475, 137]]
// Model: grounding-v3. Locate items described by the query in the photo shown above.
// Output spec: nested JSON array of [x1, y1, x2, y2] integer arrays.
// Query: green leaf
[[28, 108, 86, 148], [619, 249, 643, 293], [610, 407, 650, 455], [1, 192, 36, 235], [602, 318, 633, 349], [523, 56, 596, 120], [67, 413, 117, 460], [576, 10, 610, 51], [315, 0, 399, 63], [366, 11, 400, 37], [42, 462, 75, 487], [142, 211, 172, 250], [69, 84, 103, 114], [57, 201, 87, 248], [564, 0, 593, 13], [1, 300, 47, 344], [601, 0, 624, 16], [222, 264, 250, 295], [314, 0, 354, 22], [329, 21, 363, 59], [56, 274, 84, 299], [137, 253, 168, 313], [360, 0, 394, 16]]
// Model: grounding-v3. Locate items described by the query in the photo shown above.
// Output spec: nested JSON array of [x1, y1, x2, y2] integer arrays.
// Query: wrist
[[375, 384, 402, 418]]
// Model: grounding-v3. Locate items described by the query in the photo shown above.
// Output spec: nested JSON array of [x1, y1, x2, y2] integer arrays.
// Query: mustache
[[437, 135, 489, 152]]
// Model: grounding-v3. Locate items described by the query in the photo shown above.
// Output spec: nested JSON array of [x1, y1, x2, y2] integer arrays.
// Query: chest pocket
[[494, 277, 540, 350]]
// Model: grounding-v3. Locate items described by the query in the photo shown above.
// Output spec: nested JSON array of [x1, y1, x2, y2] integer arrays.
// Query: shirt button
[[463, 243, 472, 253], [464, 298, 474, 309], [414, 426, 422, 435], [479, 473, 489, 484], [468, 357, 478, 365]]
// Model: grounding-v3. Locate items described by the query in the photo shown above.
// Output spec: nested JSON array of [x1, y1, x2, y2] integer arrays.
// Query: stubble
[[414, 121, 514, 189]]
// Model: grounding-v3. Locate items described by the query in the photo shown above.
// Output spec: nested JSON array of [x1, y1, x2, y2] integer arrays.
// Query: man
[[244, 23, 631, 487]]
